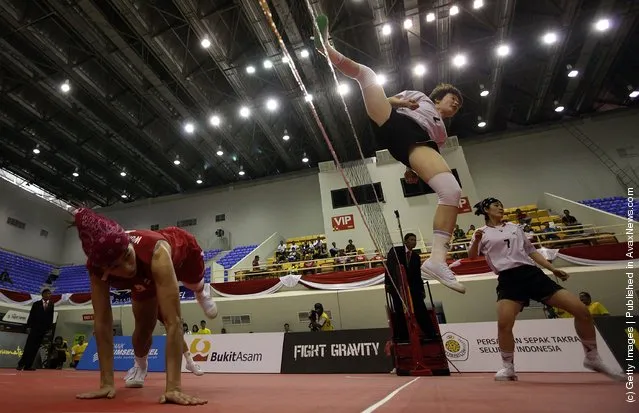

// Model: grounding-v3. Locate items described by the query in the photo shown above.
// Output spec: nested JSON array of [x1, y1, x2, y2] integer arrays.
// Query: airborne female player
[[313, 14, 465, 294], [468, 198, 624, 381], [73, 208, 216, 405]]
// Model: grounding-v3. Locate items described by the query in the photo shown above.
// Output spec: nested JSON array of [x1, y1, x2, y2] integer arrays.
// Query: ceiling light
[[72, 171, 79, 177], [282, 56, 289, 63], [120, 171, 127, 177], [478, 121, 486, 128], [302, 155, 309, 163], [239, 106, 250, 118], [568, 70, 579, 78], [266, 98, 279, 111], [426, 13, 435, 23], [216, 148, 224, 156], [382, 24, 392, 36], [480, 90, 490, 97], [629, 91, 639, 99], [452, 54, 467, 68], [60, 81, 70, 93], [555, 106, 565, 113], [196, 179, 203, 184], [300, 49, 310, 58], [594, 18, 610, 32], [542, 32, 558, 45], [121, 194, 128, 199], [263, 59, 273, 69], [473, 0, 484, 9], [496, 44, 510, 57], [201, 38, 211, 48], [376, 74, 387, 85], [413, 64, 426, 76], [173, 159, 181, 165], [403, 19, 413, 30], [32, 147, 40, 154], [184, 122, 195, 134], [304, 94, 313, 102], [246, 65, 256, 74], [209, 115, 221, 126], [283, 130, 290, 141], [338, 83, 350, 96], [238, 169, 245, 176], [449, 5, 459, 16]]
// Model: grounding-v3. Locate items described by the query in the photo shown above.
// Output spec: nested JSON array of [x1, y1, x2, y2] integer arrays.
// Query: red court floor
[[0, 370, 630, 412]]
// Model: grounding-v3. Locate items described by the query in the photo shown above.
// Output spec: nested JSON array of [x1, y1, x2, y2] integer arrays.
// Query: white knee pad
[[427, 172, 462, 207]]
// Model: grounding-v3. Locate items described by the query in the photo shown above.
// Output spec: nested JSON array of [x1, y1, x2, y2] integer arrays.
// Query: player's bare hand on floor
[[76, 386, 116, 400], [160, 390, 207, 405]]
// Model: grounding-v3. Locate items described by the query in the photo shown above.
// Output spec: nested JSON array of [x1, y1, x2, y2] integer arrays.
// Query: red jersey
[[88, 227, 204, 300]]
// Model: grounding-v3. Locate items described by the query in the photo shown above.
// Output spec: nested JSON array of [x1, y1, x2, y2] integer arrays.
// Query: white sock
[[135, 355, 148, 370], [184, 351, 194, 364], [581, 339, 599, 360], [429, 231, 452, 263], [184, 279, 206, 296]]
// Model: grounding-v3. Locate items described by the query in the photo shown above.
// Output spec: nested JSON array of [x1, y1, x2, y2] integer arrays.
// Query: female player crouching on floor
[[72, 208, 216, 405], [468, 198, 624, 382]]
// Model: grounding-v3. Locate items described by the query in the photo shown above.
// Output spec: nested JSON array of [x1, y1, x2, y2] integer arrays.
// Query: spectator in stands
[[345, 239, 356, 254], [466, 225, 476, 238], [309, 303, 333, 331], [329, 242, 338, 257], [183, 323, 190, 334], [453, 225, 465, 240], [191, 324, 199, 334], [284, 323, 290, 333], [252, 255, 261, 271], [561, 209, 583, 233], [70, 336, 88, 368], [288, 248, 300, 262], [541, 223, 560, 242], [198, 320, 211, 334], [523, 225, 536, 242], [580, 292, 610, 316], [221, 328, 227, 334], [0, 269, 12, 284], [47, 336, 68, 369], [515, 209, 532, 225], [17, 288, 54, 371], [276, 241, 287, 260], [290, 241, 298, 251]]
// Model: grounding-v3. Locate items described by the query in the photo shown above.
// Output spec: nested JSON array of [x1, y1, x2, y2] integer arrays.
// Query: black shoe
[[23, 367, 36, 371], [16, 366, 23, 371]]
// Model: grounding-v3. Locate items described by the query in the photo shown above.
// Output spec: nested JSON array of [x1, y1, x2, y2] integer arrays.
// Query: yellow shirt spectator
[[319, 312, 333, 331], [72, 341, 88, 362], [197, 327, 212, 334], [553, 301, 609, 318]]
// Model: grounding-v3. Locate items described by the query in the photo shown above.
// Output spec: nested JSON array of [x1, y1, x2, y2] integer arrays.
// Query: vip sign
[[332, 214, 355, 231], [458, 197, 472, 214]]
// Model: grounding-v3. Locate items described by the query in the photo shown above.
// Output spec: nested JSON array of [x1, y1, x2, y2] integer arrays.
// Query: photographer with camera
[[308, 303, 333, 332]]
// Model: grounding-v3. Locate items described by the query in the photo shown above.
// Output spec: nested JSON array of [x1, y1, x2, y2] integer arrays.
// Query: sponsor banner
[[458, 196, 472, 214], [1, 310, 58, 324], [331, 214, 355, 231], [440, 318, 619, 372], [593, 315, 637, 369], [280, 328, 393, 374], [183, 333, 284, 373], [111, 286, 195, 306], [0, 332, 27, 368], [76, 335, 166, 372]]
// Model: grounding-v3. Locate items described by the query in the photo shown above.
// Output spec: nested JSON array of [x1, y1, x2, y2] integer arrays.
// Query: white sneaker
[[186, 360, 204, 376], [495, 364, 518, 381], [196, 283, 218, 319], [124, 365, 147, 388], [583, 357, 625, 381], [421, 260, 466, 294]]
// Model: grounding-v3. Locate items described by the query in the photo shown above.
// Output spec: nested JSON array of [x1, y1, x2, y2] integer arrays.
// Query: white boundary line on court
[[361, 377, 420, 413]]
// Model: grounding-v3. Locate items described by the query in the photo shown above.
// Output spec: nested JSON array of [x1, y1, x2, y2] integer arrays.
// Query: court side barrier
[[74, 319, 622, 374]]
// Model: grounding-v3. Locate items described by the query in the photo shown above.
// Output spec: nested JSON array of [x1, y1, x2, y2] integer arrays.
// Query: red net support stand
[[385, 252, 450, 376]]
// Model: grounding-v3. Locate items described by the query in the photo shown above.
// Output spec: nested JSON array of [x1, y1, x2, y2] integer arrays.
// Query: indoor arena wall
[[0, 178, 69, 263], [464, 109, 639, 207], [59, 172, 324, 264]]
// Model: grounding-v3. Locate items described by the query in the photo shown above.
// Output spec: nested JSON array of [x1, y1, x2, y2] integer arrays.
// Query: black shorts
[[496, 265, 563, 307], [372, 109, 439, 167]]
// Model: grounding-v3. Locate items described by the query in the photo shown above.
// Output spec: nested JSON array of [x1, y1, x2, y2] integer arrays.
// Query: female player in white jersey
[[468, 198, 623, 381], [313, 15, 465, 294]]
